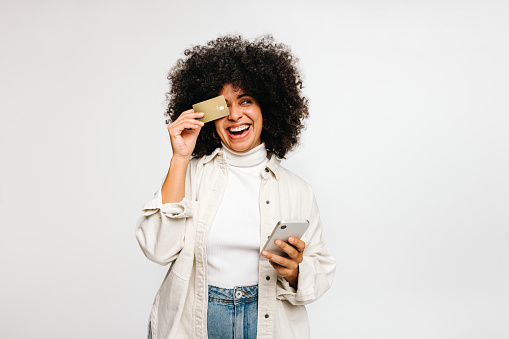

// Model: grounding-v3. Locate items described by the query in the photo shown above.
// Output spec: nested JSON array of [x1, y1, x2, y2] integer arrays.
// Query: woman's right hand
[[167, 109, 205, 160]]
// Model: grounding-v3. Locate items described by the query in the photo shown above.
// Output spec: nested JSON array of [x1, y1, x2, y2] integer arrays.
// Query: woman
[[136, 35, 335, 339]]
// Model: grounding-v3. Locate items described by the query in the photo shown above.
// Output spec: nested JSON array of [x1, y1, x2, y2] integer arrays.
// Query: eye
[[240, 98, 253, 105]]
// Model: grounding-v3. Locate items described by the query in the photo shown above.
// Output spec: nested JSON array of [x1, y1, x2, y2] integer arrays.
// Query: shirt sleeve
[[135, 189, 194, 266], [135, 155, 201, 266], [276, 194, 336, 305]]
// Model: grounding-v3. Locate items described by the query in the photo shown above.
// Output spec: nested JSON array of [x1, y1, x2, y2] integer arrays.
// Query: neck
[[221, 143, 267, 167]]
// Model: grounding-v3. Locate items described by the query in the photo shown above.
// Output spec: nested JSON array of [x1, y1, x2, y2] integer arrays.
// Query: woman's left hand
[[261, 237, 306, 289]]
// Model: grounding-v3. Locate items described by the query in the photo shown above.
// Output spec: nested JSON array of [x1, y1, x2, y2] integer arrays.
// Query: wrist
[[286, 269, 299, 289], [171, 154, 191, 164]]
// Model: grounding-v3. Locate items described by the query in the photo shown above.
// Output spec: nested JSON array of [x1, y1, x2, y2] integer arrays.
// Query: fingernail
[[289, 237, 294, 242], [276, 240, 282, 246], [262, 251, 267, 256]]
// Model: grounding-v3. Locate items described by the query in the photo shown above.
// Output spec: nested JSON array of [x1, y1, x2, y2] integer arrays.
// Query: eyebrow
[[224, 93, 253, 104]]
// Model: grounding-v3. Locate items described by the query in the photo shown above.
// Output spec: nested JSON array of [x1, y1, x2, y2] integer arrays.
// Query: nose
[[228, 104, 244, 121]]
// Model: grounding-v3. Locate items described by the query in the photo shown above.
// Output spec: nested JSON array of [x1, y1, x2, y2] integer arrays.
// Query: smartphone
[[260, 220, 309, 261], [192, 95, 230, 123]]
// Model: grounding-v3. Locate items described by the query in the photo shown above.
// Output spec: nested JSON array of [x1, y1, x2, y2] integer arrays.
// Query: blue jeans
[[207, 285, 258, 339], [148, 285, 258, 339]]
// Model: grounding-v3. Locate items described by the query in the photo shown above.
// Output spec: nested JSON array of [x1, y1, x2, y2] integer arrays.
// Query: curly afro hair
[[165, 34, 309, 159]]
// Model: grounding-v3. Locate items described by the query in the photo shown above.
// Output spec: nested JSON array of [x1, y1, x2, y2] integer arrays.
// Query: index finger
[[180, 108, 195, 116], [175, 109, 204, 122], [179, 109, 205, 118], [288, 237, 306, 253]]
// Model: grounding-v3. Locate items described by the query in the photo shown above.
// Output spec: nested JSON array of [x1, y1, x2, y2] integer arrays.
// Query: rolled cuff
[[141, 190, 193, 218], [276, 257, 316, 304]]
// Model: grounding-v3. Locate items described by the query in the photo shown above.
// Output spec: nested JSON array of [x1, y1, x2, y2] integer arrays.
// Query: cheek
[[255, 110, 263, 126]]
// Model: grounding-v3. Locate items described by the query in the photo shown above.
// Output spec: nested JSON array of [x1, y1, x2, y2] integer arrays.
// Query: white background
[[1, 0, 508, 338]]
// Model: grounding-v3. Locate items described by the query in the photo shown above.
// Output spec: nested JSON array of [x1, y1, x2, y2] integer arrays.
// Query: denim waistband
[[208, 285, 258, 304]]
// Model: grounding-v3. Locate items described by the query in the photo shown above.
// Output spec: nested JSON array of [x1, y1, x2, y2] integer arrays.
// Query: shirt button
[[265, 314, 269, 318], [266, 276, 270, 280], [266, 200, 270, 204], [265, 168, 269, 173]]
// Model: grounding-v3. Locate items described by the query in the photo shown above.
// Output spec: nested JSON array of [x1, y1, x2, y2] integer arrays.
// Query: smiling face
[[214, 84, 263, 153]]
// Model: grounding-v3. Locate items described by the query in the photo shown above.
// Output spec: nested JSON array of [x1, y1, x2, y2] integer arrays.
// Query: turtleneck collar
[[221, 142, 267, 168]]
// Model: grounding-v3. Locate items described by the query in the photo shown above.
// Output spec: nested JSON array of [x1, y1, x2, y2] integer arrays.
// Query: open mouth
[[227, 124, 250, 138]]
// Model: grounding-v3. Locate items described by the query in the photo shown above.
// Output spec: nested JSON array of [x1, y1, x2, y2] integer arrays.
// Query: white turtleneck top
[[206, 143, 269, 288]]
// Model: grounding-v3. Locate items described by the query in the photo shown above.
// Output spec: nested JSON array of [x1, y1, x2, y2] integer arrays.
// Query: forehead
[[220, 83, 243, 94], [220, 84, 253, 100]]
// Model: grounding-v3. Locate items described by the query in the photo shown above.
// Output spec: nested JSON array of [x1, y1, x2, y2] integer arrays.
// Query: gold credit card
[[192, 95, 230, 123]]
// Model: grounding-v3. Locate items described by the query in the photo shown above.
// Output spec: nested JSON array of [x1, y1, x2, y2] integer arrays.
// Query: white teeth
[[229, 125, 249, 132]]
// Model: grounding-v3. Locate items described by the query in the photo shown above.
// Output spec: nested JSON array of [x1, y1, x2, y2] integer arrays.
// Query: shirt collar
[[265, 154, 280, 180], [201, 148, 223, 165]]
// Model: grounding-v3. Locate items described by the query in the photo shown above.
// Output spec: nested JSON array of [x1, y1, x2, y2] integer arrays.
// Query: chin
[[225, 140, 259, 153], [228, 144, 250, 153]]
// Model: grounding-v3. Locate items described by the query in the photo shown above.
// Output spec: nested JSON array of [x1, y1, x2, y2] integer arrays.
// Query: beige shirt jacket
[[136, 148, 336, 339]]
